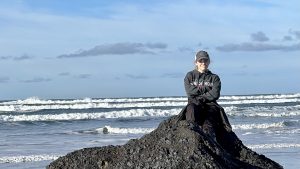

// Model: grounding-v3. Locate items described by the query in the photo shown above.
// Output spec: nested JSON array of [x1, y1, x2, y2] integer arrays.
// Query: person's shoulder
[[185, 70, 196, 79], [207, 70, 220, 79], [186, 70, 196, 76]]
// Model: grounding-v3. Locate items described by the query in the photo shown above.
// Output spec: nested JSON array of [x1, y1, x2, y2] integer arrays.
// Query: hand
[[197, 96, 206, 103], [197, 85, 206, 94]]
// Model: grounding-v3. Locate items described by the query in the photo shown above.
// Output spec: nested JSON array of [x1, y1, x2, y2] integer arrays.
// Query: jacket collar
[[193, 69, 211, 74]]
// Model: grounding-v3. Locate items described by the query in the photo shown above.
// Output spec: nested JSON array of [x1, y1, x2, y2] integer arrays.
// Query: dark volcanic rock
[[47, 116, 283, 169]]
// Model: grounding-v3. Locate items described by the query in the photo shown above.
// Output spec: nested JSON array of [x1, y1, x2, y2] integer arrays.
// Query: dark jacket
[[184, 69, 221, 104]]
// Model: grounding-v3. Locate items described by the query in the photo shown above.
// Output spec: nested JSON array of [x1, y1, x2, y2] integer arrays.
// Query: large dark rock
[[47, 116, 283, 169]]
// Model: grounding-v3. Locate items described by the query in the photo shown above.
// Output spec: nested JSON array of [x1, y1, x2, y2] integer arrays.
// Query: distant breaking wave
[[0, 108, 180, 122], [0, 101, 186, 112], [1, 107, 300, 122], [225, 104, 300, 117], [0, 93, 299, 112], [247, 143, 300, 149], [221, 93, 300, 100]]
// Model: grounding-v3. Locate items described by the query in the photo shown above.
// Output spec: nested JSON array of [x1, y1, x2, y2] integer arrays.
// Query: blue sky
[[0, 0, 300, 100]]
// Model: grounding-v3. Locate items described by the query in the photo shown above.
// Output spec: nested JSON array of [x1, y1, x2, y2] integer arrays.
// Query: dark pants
[[186, 103, 221, 140], [186, 103, 205, 124]]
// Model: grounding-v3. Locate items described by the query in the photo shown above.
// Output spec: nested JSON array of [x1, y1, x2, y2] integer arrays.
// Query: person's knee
[[206, 106, 220, 119], [186, 103, 197, 122], [187, 103, 197, 110]]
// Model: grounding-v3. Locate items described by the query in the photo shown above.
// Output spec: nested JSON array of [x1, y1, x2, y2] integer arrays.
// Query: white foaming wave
[[223, 106, 238, 112], [0, 97, 187, 105], [2, 93, 299, 105], [96, 126, 155, 134], [0, 101, 187, 112], [226, 110, 300, 117], [242, 132, 254, 135], [0, 154, 60, 163], [232, 122, 285, 130], [0, 108, 180, 122], [97, 97, 187, 103], [247, 143, 300, 149], [265, 129, 300, 134], [242, 129, 300, 135], [2, 98, 298, 113], [1, 94, 299, 112], [219, 98, 300, 105], [221, 93, 300, 100]]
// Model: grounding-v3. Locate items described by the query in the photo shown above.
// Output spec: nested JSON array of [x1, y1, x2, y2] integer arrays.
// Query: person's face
[[195, 58, 210, 72]]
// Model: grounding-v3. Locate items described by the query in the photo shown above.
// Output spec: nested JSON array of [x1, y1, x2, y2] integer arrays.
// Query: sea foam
[[247, 143, 300, 149], [1, 94, 299, 112], [0, 154, 60, 164], [96, 126, 155, 134], [0, 108, 180, 122]]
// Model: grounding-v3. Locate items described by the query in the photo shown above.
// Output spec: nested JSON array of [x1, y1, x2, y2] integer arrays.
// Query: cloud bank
[[21, 77, 52, 83], [216, 30, 300, 52], [0, 77, 9, 83], [125, 74, 149, 80], [0, 54, 34, 61], [216, 42, 300, 52], [57, 42, 167, 58]]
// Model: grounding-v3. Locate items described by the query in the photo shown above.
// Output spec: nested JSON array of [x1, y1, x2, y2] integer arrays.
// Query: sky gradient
[[1, 0, 300, 100]]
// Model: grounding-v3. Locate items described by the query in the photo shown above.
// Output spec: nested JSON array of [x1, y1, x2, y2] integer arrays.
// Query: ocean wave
[[232, 122, 285, 130], [0, 108, 180, 122], [221, 93, 300, 100], [0, 96, 187, 105], [1, 105, 299, 122], [2, 93, 299, 104], [0, 154, 60, 164], [94, 126, 155, 134], [1, 94, 299, 112], [218, 98, 300, 105], [226, 104, 300, 117], [233, 120, 300, 130], [264, 129, 300, 134], [1, 99, 299, 113], [0, 101, 187, 112], [247, 143, 300, 149], [227, 110, 300, 117], [283, 120, 300, 127]]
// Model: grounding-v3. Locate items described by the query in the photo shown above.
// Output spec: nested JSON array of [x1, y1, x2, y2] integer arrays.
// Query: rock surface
[[47, 116, 283, 169]]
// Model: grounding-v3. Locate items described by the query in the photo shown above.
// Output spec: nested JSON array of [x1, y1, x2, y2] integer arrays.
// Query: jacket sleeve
[[184, 72, 199, 97], [201, 75, 221, 102]]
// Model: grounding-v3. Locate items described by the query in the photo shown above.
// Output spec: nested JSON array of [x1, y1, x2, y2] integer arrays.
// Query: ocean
[[0, 93, 300, 169]]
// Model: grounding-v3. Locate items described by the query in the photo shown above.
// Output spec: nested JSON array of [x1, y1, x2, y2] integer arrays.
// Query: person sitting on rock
[[180, 50, 229, 141]]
